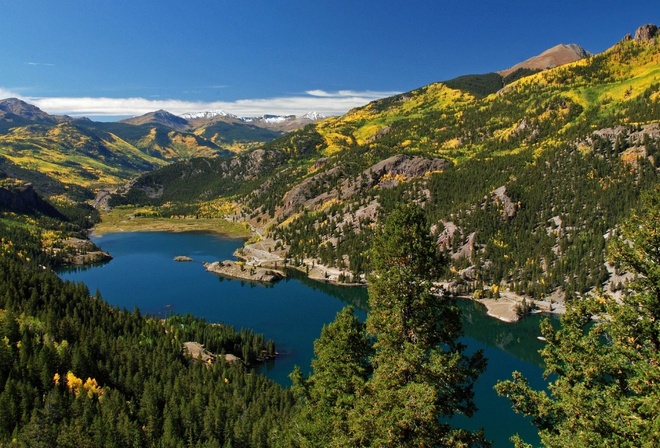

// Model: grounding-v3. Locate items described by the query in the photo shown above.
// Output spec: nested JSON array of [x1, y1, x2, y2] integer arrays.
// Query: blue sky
[[1, 1, 657, 119]]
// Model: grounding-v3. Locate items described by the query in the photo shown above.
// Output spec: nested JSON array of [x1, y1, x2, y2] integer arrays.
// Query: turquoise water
[[59, 231, 549, 447]]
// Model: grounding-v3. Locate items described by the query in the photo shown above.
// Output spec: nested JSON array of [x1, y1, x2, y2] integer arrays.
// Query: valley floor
[[92, 207, 251, 237]]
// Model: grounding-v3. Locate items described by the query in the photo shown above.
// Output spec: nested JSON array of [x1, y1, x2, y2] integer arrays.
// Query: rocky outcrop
[[623, 24, 659, 42], [437, 221, 458, 251], [367, 125, 392, 142], [61, 237, 112, 265], [452, 232, 477, 260], [491, 186, 517, 219], [590, 123, 660, 142], [365, 154, 449, 181], [279, 154, 449, 217], [588, 123, 660, 167], [183, 341, 241, 364], [634, 24, 658, 42]]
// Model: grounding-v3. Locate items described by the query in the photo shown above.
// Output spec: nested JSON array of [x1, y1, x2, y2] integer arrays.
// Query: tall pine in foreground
[[357, 204, 488, 447], [496, 187, 660, 447], [287, 306, 371, 447], [289, 204, 488, 447]]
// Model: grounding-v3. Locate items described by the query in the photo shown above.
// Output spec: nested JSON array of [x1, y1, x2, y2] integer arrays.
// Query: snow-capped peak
[[180, 110, 236, 120], [262, 115, 291, 124], [301, 111, 325, 120], [179, 110, 326, 122]]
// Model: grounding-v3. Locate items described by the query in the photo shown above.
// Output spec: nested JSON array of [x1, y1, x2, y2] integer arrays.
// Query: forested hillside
[[116, 30, 660, 302], [0, 201, 293, 447]]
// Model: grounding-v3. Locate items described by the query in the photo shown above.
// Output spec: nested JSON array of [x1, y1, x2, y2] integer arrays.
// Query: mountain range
[[120, 109, 325, 133], [0, 99, 326, 195], [2, 24, 659, 303]]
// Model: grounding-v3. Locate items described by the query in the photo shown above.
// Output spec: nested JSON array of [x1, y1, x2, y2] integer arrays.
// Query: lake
[[59, 231, 551, 447]]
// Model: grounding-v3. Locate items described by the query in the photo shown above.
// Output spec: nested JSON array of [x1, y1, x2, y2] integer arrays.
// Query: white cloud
[[26, 62, 56, 67], [0, 87, 22, 99], [3, 89, 401, 119]]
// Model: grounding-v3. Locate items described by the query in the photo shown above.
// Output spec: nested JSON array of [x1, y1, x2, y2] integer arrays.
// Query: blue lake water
[[59, 231, 550, 447]]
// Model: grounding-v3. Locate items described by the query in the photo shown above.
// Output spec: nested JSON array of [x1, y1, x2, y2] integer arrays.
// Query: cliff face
[[1, 182, 40, 211], [0, 181, 62, 217], [634, 24, 659, 41]]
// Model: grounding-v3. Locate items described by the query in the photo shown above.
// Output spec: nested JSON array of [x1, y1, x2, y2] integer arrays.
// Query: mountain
[[240, 112, 327, 132], [0, 98, 70, 132], [116, 24, 660, 302], [498, 43, 590, 77], [442, 43, 590, 98], [183, 110, 326, 132], [119, 109, 190, 131], [180, 110, 235, 120], [118, 109, 326, 151], [0, 101, 319, 193]]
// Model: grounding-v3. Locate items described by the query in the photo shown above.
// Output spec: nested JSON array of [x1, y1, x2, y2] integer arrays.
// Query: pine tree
[[288, 305, 371, 447], [353, 204, 488, 447], [496, 187, 660, 447]]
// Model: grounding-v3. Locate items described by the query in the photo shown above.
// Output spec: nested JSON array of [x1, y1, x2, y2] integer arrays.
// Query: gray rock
[[634, 24, 658, 42]]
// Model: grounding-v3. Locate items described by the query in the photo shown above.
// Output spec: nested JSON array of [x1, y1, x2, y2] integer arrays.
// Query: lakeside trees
[[495, 187, 660, 447], [289, 204, 488, 447]]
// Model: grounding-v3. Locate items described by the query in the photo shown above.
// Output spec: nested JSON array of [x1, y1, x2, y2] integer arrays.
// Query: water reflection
[[458, 299, 558, 368], [285, 268, 370, 310]]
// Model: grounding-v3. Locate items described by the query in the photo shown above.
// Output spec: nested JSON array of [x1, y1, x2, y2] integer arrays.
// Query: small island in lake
[[204, 260, 285, 284]]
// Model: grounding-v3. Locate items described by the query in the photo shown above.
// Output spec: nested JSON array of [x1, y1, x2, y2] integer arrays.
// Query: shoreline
[[91, 212, 565, 322], [473, 294, 565, 323], [233, 238, 367, 287]]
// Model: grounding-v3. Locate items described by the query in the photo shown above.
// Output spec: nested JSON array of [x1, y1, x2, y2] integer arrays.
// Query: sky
[[0, 1, 658, 120]]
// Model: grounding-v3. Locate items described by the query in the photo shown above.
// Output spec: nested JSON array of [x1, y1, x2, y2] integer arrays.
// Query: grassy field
[[92, 207, 252, 237]]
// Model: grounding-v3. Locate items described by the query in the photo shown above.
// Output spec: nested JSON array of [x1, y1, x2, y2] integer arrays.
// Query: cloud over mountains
[[0, 88, 400, 119]]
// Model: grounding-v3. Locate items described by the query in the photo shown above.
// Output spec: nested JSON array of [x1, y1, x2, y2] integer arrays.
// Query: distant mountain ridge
[[0, 98, 71, 132], [180, 110, 325, 122], [120, 108, 326, 136], [119, 109, 190, 131]]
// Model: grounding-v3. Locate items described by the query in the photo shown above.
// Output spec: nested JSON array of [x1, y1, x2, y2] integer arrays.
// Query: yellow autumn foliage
[[379, 173, 408, 183], [66, 371, 83, 395], [64, 371, 104, 398]]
